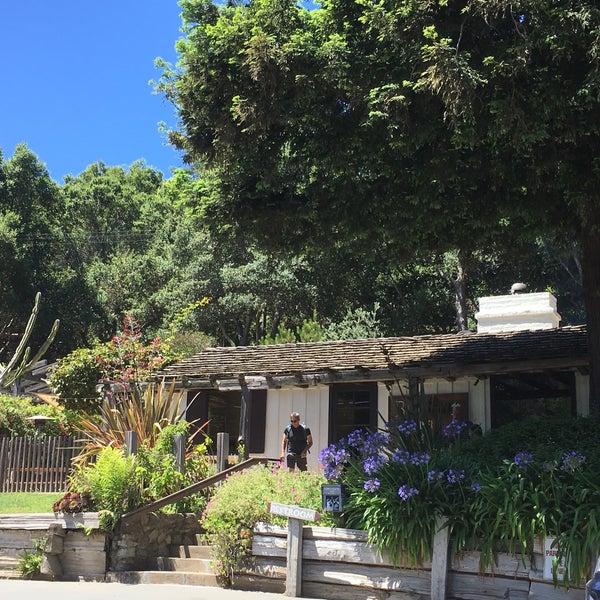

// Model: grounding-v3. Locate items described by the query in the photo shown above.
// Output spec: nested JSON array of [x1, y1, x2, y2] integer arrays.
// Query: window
[[185, 389, 266, 454], [329, 383, 378, 443], [490, 371, 575, 428]]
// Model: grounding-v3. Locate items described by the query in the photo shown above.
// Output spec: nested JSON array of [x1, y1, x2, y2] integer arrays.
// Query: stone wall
[[109, 512, 203, 571]]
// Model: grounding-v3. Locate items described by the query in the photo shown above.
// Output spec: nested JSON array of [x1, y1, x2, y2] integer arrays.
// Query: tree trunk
[[452, 260, 469, 333], [581, 217, 600, 415]]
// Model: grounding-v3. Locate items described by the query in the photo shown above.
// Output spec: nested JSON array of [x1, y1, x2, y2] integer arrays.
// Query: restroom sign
[[267, 501, 321, 522], [543, 538, 565, 581]]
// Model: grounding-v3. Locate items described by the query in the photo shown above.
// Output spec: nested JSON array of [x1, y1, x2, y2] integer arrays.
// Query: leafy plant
[[319, 415, 600, 588], [18, 536, 46, 578], [70, 378, 205, 464], [0, 394, 73, 437], [200, 462, 338, 585]]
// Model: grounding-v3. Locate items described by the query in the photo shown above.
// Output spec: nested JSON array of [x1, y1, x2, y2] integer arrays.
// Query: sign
[[267, 502, 321, 522], [543, 537, 565, 581]]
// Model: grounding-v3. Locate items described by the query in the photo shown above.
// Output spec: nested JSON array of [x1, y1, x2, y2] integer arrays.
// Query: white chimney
[[475, 285, 561, 333]]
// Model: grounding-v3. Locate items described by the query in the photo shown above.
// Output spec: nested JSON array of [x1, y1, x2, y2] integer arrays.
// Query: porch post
[[238, 376, 251, 460]]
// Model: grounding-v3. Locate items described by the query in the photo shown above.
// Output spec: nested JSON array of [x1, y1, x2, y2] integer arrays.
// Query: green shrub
[[200, 462, 338, 585], [62, 423, 214, 529], [320, 415, 600, 589], [0, 394, 73, 436], [18, 536, 46, 578]]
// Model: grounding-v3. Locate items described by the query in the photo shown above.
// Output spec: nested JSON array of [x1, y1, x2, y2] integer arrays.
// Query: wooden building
[[156, 290, 589, 468]]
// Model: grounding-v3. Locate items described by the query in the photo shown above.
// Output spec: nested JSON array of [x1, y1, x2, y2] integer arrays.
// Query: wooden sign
[[267, 502, 321, 522]]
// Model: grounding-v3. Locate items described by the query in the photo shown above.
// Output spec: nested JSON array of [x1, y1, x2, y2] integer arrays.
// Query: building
[[156, 289, 589, 469]]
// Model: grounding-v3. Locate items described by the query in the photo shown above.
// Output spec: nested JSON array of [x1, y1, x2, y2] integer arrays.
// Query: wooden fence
[[0, 436, 80, 493]]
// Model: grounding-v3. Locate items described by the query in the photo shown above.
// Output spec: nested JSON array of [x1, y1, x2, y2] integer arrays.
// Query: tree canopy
[[158, 0, 600, 410]]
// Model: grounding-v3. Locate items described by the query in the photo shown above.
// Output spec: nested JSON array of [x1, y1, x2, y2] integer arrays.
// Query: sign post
[[268, 502, 321, 597]]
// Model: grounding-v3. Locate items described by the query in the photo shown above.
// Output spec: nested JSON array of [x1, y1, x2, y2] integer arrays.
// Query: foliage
[[47, 347, 103, 412], [323, 303, 382, 340], [70, 378, 205, 464], [200, 462, 338, 585], [18, 536, 46, 578], [65, 421, 214, 530], [0, 394, 73, 437], [319, 415, 600, 588], [68, 447, 140, 531], [49, 316, 178, 412]]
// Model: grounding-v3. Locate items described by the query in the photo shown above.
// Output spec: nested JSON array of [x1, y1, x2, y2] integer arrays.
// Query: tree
[[160, 0, 600, 410]]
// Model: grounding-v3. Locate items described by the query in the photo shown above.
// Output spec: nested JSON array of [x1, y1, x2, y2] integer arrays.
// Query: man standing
[[281, 412, 313, 472]]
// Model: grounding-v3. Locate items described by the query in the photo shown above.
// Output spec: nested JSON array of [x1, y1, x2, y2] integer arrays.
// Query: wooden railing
[[0, 436, 80, 493], [121, 456, 276, 521]]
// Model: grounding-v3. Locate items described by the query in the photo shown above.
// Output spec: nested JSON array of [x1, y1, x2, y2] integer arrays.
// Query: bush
[[320, 415, 600, 588], [200, 462, 338, 585], [0, 394, 73, 436]]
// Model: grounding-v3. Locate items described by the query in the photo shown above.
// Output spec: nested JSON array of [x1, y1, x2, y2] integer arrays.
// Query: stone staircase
[[107, 536, 220, 586]]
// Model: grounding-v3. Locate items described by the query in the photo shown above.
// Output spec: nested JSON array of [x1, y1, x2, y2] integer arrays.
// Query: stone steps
[[107, 542, 219, 587]]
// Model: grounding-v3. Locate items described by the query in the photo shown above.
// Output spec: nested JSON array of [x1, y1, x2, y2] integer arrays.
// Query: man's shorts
[[286, 452, 307, 471]]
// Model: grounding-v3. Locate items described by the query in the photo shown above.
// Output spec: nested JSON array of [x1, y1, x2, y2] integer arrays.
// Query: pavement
[[0, 579, 323, 600]]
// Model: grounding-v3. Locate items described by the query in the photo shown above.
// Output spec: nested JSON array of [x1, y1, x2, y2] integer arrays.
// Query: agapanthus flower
[[470, 482, 483, 492], [364, 478, 381, 493], [427, 469, 445, 482], [409, 451, 430, 466], [362, 454, 388, 475], [560, 451, 586, 472], [446, 469, 465, 484], [514, 451, 534, 467], [443, 419, 469, 439], [398, 484, 419, 500], [347, 429, 366, 450], [362, 431, 389, 456], [319, 444, 351, 480], [391, 449, 410, 464], [397, 419, 418, 436]]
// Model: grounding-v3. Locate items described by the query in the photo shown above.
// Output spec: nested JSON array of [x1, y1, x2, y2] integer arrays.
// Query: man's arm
[[301, 432, 313, 458], [281, 433, 288, 460]]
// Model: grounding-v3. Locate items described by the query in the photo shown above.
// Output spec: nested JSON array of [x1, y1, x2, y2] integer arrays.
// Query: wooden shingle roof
[[155, 325, 588, 389]]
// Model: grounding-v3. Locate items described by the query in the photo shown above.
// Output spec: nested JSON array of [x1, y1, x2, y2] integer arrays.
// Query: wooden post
[[173, 433, 185, 473], [286, 517, 303, 597], [431, 516, 449, 600], [238, 377, 251, 460], [267, 502, 321, 598], [124, 431, 138, 456], [216, 432, 229, 472]]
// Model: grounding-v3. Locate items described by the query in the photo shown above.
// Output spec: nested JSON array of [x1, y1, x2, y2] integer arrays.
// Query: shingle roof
[[156, 325, 588, 387]]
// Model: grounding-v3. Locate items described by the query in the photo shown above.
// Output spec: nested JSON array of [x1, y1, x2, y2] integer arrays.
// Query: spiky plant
[[71, 378, 206, 464]]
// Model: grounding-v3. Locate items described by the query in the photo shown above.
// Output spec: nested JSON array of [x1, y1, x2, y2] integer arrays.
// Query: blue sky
[[1, 1, 186, 183]]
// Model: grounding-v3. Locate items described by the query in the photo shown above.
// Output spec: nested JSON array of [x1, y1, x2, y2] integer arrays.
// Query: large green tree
[[159, 0, 600, 410]]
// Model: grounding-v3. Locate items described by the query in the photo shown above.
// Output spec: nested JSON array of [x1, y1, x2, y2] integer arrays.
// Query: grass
[[0, 492, 60, 514]]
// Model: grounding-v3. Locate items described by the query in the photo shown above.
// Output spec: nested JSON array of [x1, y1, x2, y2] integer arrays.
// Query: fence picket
[[0, 436, 80, 493]]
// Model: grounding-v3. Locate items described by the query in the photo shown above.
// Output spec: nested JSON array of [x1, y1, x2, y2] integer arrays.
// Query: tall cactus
[[0, 292, 60, 389]]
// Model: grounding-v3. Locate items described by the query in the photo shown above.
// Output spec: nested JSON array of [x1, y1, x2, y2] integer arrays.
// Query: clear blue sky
[[1, 1, 185, 183]]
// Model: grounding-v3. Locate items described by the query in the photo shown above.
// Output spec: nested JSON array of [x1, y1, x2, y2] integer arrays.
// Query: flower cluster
[[560, 450, 586, 472], [443, 419, 469, 440], [514, 451, 534, 467]]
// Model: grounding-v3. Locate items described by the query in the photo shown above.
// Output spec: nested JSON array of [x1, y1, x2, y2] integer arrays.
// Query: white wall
[[264, 386, 330, 470]]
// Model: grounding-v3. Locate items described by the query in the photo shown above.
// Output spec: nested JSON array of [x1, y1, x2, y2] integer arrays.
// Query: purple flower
[[363, 431, 389, 456], [319, 444, 350, 480], [398, 484, 419, 501], [560, 451, 585, 472], [446, 469, 465, 484], [364, 478, 381, 493], [514, 451, 534, 467], [427, 469, 445, 482], [362, 454, 387, 475], [391, 449, 410, 464], [347, 429, 366, 449], [397, 419, 418, 436], [470, 482, 483, 492], [443, 419, 469, 439], [409, 452, 430, 466]]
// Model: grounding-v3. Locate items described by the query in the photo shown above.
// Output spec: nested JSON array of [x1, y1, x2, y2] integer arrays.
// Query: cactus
[[0, 292, 60, 389]]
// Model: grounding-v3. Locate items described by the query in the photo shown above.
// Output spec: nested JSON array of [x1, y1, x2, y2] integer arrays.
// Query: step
[[157, 556, 212, 572], [106, 570, 219, 586], [169, 544, 212, 559]]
